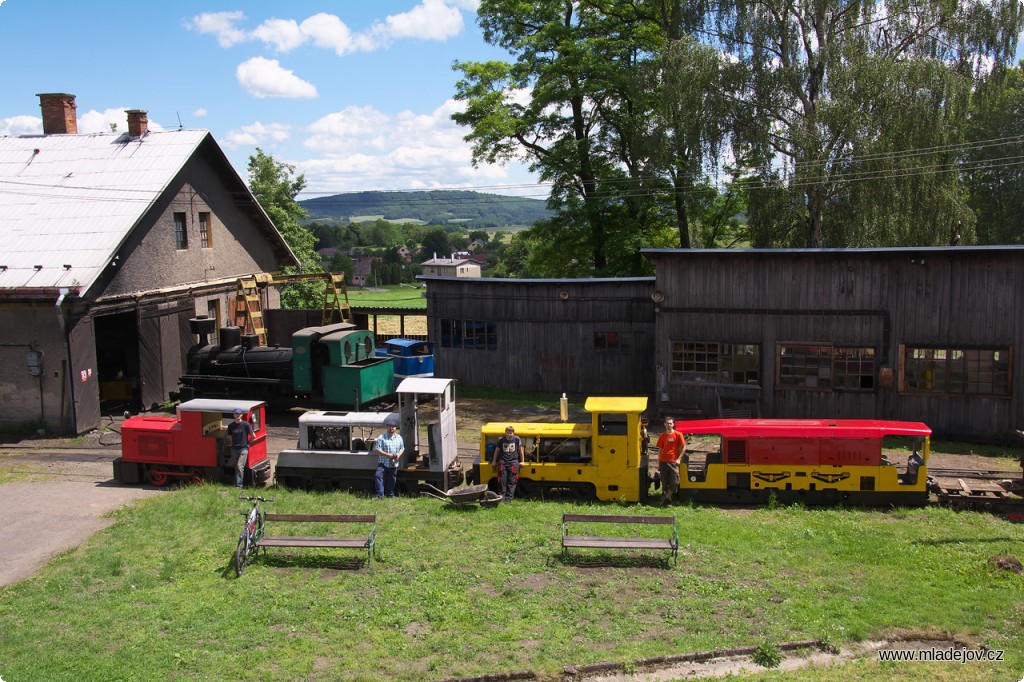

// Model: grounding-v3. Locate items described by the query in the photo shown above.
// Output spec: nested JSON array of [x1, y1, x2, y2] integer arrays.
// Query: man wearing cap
[[227, 407, 255, 488], [373, 421, 405, 499], [492, 426, 525, 504]]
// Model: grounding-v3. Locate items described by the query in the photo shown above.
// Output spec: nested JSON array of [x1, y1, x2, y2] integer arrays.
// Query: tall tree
[[453, 0, 635, 273], [247, 148, 323, 308], [454, 1, 736, 271], [719, 0, 1023, 247], [964, 64, 1024, 244]]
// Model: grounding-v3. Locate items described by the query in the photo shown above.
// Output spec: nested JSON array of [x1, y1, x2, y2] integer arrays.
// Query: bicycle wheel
[[252, 511, 266, 558], [234, 535, 249, 576]]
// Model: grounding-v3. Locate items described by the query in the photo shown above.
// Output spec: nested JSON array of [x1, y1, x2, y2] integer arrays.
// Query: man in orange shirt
[[656, 417, 686, 505]]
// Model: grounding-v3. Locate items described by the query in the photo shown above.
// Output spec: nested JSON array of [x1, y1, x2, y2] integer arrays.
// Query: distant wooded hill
[[299, 190, 552, 229]]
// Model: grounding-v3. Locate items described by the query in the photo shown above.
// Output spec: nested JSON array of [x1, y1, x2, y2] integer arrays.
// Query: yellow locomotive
[[476, 396, 651, 502], [476, 395, 933, 506]]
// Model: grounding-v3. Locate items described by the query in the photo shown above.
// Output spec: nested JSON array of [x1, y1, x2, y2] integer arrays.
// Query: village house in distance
[[419, 254, 482, 278]]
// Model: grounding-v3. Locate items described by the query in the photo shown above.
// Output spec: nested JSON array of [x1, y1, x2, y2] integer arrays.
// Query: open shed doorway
[[94, 312, 141, 415]]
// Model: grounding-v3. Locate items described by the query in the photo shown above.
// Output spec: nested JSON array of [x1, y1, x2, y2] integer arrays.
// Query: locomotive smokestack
[[189, 317, 216, 347]]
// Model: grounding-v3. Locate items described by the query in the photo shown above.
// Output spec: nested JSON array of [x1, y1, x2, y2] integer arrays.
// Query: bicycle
[[235, 495, 272, 576]]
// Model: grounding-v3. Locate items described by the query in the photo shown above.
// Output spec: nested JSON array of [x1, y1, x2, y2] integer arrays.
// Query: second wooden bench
[[260, 513, 377, 567], [561, 513, 678, 565]]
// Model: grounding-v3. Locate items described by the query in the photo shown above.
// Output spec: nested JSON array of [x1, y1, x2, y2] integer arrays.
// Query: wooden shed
[[420, 277, 656, 396], [642, 247, 1024, 442]]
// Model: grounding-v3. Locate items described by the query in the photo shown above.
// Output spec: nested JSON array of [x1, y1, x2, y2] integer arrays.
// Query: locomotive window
[[902, 347, 1010, 397], [598, 413, 628, 436], [671, 342, 760, 385], [310, 425, 350, 450], [248, 410, 261, 432]]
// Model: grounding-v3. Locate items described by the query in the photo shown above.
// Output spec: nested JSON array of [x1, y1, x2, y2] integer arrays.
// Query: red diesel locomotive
[[113, 399, 272, 487]]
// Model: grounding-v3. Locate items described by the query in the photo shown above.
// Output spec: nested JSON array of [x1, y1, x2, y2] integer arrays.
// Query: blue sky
[[0, 0, 544, 199]]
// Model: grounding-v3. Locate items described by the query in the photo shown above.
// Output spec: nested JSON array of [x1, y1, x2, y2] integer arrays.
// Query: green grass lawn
[[1, 485, 1022, 681], [347, 284, 427, 309]]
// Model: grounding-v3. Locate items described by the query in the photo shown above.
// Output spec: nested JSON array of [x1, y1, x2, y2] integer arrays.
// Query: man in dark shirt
[[227, 408, 254, 488], [491, 426, 524, 504]]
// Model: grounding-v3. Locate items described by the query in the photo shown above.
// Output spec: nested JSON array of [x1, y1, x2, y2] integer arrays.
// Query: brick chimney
[[126, 109, 148, 138], [37, 93, 78, 135]]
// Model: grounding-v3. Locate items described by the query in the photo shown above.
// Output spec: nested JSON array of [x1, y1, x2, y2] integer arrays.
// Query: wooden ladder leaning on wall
[[321, 272, 352, 326], [233, 272, 353, 347], [233, 275, 267, 346]]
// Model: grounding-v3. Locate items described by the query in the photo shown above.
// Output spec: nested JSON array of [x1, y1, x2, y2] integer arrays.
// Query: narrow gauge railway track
[[0, 449, 117, 462], [929, 468, 1024, 514], [928, 466, 1022, 480]]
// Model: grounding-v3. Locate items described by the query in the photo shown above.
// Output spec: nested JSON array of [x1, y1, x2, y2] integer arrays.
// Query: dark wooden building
[[643, 247, 1024, 442], [420, 277, 656, 396]]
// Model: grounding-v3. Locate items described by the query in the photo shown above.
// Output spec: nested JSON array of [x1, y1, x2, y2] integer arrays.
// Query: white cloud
[[0, 115, 41, 136], [223, 122, 293, 149], [236, 57, 318, 99], [77, 108, 166, 134], [190, 2, 469, 56], [306, 106, 392, 153], [296, 98, 519, 193], [299, 13, 376, 55], [251, 17, 307, 53], [192, 108, 208, 118], [377, 0, 464, 42], [186, 11, 248, 48]]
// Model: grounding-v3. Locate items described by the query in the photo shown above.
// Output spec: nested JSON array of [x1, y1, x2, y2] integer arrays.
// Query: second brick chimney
[[37, 93, 78, 135], [126, 109, 148, 138]]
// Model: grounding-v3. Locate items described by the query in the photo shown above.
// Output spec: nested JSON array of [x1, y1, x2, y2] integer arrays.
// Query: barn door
[[138, 314, 162, 408], [138, 301, 195, 409], [68, 316, 101, 434]]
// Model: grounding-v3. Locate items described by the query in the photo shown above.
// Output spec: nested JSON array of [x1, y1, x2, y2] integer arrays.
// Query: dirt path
[[0, 458, 159, 587]]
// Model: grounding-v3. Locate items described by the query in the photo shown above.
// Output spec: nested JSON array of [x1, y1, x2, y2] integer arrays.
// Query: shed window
[[594, 331, 634, 352], [902, 347, 1010, 397], [777, 343, 875, 391], [671, 342, 760, 385], [174, 212, 188, 250], [440, 319, 497, 350]]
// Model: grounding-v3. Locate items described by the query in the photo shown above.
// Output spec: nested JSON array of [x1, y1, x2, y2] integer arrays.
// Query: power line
[[3, 134, 1023, 207]]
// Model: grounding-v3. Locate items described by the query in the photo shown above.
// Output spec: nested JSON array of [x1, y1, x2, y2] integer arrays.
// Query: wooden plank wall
[[646, 248, 1023, 441], [424, 278, 656, 396]]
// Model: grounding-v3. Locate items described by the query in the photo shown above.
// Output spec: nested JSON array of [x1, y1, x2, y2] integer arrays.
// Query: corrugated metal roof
[[0, 130, 209, 295]]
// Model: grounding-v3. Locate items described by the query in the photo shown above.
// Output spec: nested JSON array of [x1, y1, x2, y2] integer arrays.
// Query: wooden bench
[[260, 513, 377, 567], [561, 513, 678, 565]]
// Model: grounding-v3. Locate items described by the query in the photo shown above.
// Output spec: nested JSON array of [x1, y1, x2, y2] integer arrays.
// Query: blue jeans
[[375, 464, 397, 497], [233, 447, 249, 487]]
